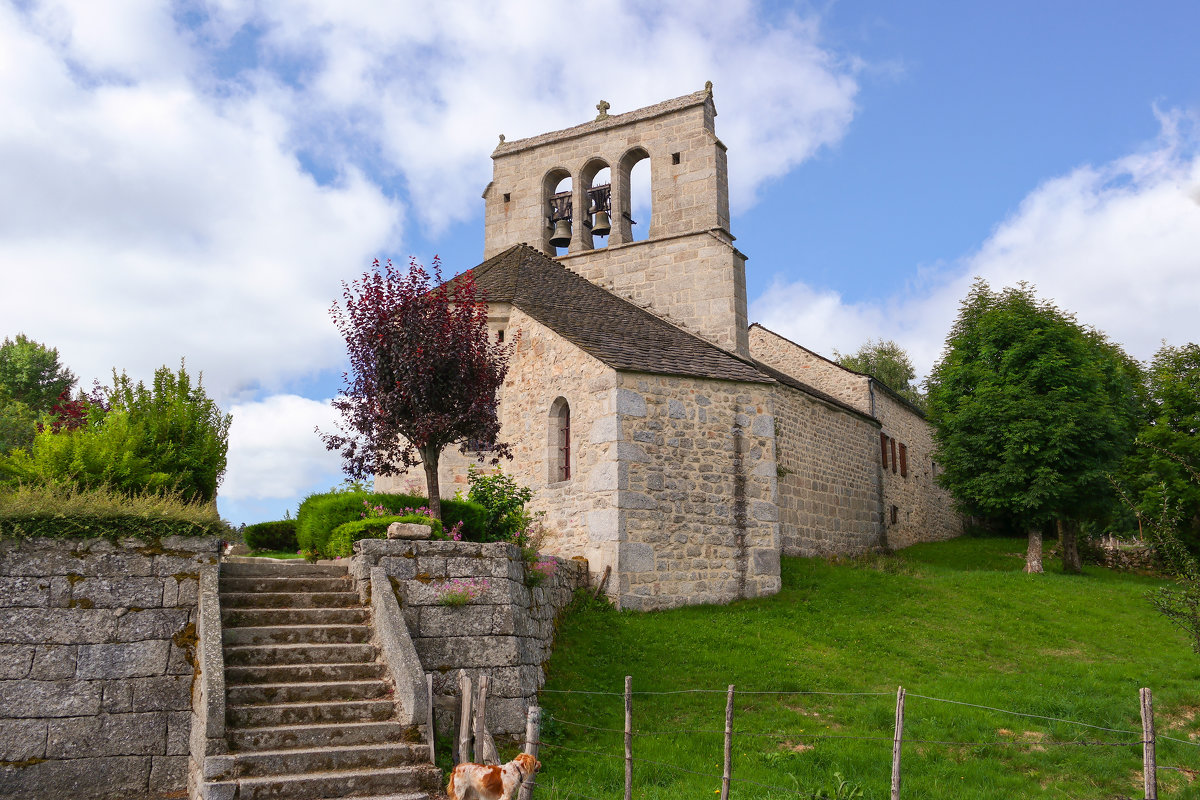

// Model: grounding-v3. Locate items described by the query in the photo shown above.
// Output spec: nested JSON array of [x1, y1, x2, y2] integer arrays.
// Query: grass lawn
[[245, 549, 304, 559], [531, 537, 1200, 799]]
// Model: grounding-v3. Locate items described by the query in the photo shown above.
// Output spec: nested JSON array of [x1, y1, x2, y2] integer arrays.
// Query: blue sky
[[1, 1, 1197, 526]]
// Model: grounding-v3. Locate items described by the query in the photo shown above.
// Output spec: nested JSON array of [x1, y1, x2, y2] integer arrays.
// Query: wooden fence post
[[425, 673, 435, 764], [625, 675, 633, 800], [474, 675, 500, 765], [517, 704, 541, 800], [456, 670, 473, 766], [721, 684, 735, 800], [1141, 687, 1157, 800], [891, 686, 905, 800]]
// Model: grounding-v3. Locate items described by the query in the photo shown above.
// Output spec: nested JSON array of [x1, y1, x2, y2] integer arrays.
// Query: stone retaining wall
[[0, 535, 219, 800], [350, 540, 586, 737]]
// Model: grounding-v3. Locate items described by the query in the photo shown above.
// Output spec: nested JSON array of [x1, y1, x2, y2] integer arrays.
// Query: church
[[377, 86, 961, 610]]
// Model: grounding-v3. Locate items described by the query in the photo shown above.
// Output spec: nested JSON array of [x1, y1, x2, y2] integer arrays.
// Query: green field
[[531, 538, 1200, 799]]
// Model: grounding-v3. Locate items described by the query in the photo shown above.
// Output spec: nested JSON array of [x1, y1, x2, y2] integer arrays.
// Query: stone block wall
[[749, 324, 871, 414], [0, 536, 218, 800], [609, 373, 781, 610], [350, 539, 586, 737], [773, 384, 884, 557], [873, 390, 963, 548]]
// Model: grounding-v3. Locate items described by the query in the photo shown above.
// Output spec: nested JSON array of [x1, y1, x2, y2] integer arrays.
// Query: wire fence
[[505, 679, 1200, 800]]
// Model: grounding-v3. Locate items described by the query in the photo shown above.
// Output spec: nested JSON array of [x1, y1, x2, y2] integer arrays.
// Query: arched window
[[580, 160, 611, 251], [549, 397, 571, 482], [618, 147, 651, 242], [543, 169, 572, 255]]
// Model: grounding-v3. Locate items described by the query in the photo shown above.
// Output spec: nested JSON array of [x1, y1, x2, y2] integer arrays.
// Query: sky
[[1, 1, 1198, 526]]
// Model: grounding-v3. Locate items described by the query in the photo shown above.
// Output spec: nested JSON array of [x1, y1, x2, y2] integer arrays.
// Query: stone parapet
[[0, 535, 219, 800], [351, 540, 586, 737]]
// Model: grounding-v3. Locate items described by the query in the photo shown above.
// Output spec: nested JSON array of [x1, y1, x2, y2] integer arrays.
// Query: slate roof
[[465, 244, 771, 385]]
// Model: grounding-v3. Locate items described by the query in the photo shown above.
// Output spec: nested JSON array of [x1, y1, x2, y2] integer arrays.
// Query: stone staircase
[[211, 560, 442, 800]]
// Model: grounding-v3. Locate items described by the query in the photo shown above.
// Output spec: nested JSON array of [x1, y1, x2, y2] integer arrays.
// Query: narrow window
[[891, 505, 899, 525], [503, 193, 511, 203], [497, 329, 504, 343], [549, 397, 571, 482], [880, 432, 889, 469], [899, 443, 908, 478], [671, 152, 681, 165], [890, 438, 898, 474]]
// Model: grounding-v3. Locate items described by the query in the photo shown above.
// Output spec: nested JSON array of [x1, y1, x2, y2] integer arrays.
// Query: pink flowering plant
[[526, 558, 557, 587], [434, 577, 489, 607]]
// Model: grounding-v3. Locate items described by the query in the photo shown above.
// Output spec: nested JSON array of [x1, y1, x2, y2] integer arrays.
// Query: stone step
[[207, 765, 442, 800], [220, 576, 353, 594], [223, 560, 348, 577], [221, 591, 362, 609], [225, 643, 378, 667], [229, 699, 397, 728], [228, 680, 391, 707], [233, 742, 426, 778], [228, 721, 415, 752], [226, 662, 386, 686], [224, 624, 371, 647], [224, 607, 370, 627]]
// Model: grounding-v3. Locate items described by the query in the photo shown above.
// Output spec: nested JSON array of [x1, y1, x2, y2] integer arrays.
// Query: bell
[[549, 219, 572, 247], [591, 210, 611, 237]]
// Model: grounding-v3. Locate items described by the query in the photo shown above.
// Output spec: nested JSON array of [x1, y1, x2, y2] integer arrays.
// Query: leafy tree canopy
[[835, 338, 926, 411], [0, 334, 76, 413], [926, 280, 1138, 566], [321, 257, 512, 520]]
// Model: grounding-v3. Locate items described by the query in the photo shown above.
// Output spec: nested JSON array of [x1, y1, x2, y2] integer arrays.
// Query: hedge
[[325, 514, 443, 558], [243, 519, 299, 552], [296, 491, 487, 556]]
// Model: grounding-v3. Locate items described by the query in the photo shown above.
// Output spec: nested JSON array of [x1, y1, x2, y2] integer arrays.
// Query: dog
[[446, 752, 541, 800]]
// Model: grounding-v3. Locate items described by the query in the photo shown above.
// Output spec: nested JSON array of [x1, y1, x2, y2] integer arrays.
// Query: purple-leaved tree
[[320, 257, 512, 521]]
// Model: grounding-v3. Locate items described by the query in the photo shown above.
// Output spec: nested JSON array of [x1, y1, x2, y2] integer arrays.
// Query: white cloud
[[751, 110, 1200, 379], [221, 394, 342, 502]]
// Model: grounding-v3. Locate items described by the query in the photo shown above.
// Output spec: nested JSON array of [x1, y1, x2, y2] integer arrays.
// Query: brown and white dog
[[446, 753, 541, 800]]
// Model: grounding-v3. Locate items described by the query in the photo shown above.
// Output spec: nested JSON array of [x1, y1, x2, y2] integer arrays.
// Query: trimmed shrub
[[243, 519, 298, 552], [296, 490, 486, 556], [0, 482, 229, 540], [326, 513, 443, 558]]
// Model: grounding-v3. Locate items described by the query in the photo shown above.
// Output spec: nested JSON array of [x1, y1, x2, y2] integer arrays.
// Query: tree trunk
[[1025, 527, 1044, 574], [1060, 519, 1082, 574], [421, 448, 443, 522]]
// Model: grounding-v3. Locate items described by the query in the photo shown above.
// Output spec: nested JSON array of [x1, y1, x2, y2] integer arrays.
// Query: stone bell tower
[[481, 85, 750, 356]]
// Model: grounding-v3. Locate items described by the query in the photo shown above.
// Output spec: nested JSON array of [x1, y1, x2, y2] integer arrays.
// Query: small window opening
[[890, 438, 898, 474], [891, 505, 899, 525], [503, 193, 511, 203], [549, 397, 571, 482], [880, 432, 888, 469], [496, 329, 504, 343], [671, 152, 681, 165]]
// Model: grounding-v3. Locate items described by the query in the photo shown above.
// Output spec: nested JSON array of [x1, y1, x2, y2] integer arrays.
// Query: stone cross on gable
[[595, 99, 610, 121]]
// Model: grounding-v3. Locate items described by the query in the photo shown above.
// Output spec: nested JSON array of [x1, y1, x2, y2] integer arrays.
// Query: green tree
[[0, 389, 38, 455], [0, 334, 76, 412], [834, 338, 926, 410], [1129, 343, 1200, 547], [0, 363, 231, 503], [926, 280, 1137, 573]]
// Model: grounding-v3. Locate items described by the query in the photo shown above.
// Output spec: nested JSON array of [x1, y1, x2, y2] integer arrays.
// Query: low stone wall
[[0, 535, 219, 800], [351, 540, 586, 737]]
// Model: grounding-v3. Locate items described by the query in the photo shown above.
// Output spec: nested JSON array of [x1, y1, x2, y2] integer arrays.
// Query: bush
[[0, 482, 229, 540], [0, 363, 231, 503], [466, 466, 535, 543], [243, 519, 298, 552], [296, 490, 486, 556], [326, 513, 444, 558]]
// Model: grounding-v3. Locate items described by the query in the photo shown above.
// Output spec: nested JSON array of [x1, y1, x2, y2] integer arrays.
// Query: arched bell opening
[[542, 168, 573, 255], [579, 160, 612, 251], [618, 147, 651, 243]]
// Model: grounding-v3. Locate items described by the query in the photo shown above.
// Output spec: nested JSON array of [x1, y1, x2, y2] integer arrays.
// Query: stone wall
[[608, 372, 781, 610], [872, 389, 963, 548], [749, 325, 871, 414], [0, 536, 218, 800], [350, 539, 586, 737], [773, 384, 884, 557]]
